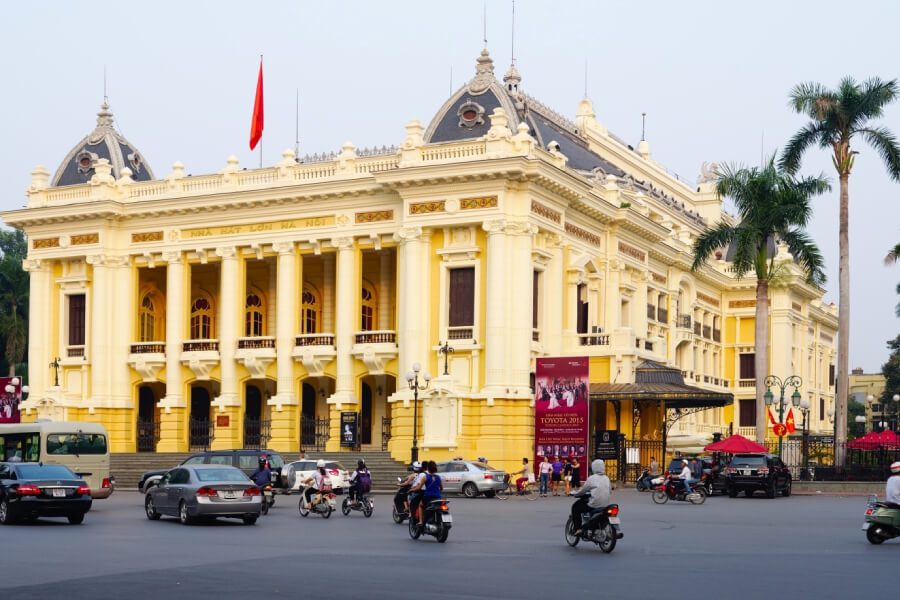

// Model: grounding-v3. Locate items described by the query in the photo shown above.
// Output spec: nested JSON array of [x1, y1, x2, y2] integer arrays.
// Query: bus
[[0, 421, 114, 499]]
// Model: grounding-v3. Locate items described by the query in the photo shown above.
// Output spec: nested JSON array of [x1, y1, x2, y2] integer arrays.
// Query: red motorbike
[[651, 476, 707, 505]]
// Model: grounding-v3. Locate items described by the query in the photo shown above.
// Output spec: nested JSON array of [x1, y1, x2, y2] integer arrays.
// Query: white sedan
[[283, 460, 350, 495]]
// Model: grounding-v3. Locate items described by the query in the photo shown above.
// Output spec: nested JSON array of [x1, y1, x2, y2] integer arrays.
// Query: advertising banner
[[534, 357, 589, 475], [0, 377, 22, 424], [340, 412, 359, 448]]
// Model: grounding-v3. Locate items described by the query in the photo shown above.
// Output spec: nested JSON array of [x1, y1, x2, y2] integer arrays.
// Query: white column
[[109, 256, 134, 406], [636, 275, 649, 338], [274, 242, 297, 405], [378, 250, 392, 331], [544, 235, 564, 355], [215, 247, 240, 407], [420, 230, 433, 365], [563, 267, 580, 350], [394, 227, 423, 387], [482, 220, 508, 393], [605, 261, 622, 331], [331, 237, 356, 406], [87, 255, 111, 406], [508, 222, 536, 393], [322, 254, 335, 333], [161, 252, 185, 408], [23, 259, 51, 399]]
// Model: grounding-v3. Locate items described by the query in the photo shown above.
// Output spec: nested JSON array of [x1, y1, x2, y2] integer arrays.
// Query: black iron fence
[[765, 437, 899, 481], [243, 418, 271, 450], [300, 416, 330, 452], [381, 417, 392, 451], [136, 418, 159, 453], [189, 417, 214, 451]]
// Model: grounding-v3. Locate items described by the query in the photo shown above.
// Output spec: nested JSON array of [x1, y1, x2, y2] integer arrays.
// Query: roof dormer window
[[457, 100, 485, 128]]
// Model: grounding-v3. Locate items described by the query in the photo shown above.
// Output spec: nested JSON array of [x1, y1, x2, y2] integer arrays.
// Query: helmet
[[682, 459, 689, 465], [357, 459, 366, 470], [258, 454, 268, 467], [316, 459, 326, 468], [412, 461, 422, 472], [891, 461, 900, 474]]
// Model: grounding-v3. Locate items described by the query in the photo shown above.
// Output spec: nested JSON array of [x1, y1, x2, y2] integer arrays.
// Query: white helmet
[[316, 459, 326, 468], [891, 461, 900, 474], [412, 461, 423, 472]]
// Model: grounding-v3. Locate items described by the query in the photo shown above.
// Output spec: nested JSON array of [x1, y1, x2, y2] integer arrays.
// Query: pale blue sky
[[1, 0, 898, 371]]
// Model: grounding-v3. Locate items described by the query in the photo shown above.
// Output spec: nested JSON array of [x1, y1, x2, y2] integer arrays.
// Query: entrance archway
[[244, 383, 268, 449], [136, 384, 163, 452], [361, 382, 373, 445], [189, 385, 213, 450]]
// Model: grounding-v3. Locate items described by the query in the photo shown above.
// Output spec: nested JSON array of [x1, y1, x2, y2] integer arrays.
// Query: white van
[[0, 421, 114, 499]]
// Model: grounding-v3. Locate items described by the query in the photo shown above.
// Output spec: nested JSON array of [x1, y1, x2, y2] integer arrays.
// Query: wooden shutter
[[449, 268, 475, 327], [739, 354, 756, 379], [68, 294, 86, 346], [576, 283, 587, 334], [829, 365, 835, 386], [532, 271, 539, 329], [739, 399, 757, 427]]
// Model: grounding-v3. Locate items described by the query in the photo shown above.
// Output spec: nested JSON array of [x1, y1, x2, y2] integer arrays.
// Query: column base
[[157, 407, 187, 452], [211, 406, 242, 450], [268, 403, 299, 453]]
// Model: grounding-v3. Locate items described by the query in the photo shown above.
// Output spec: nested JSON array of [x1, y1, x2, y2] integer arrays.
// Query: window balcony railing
[[354, 330, 396, 344], [577, 333, 610, 346], [295, 333, 335, 347], [447, 326, 474, 340], [657, 308, 668, 324], [702, 325, 712, 339], [237, 336, 275, 350], [183, 339, 219, 352], [738, 379, 755, 388], [712, 329, 721, 343], [67, 345, 85, 358], [532, 329, 540, 343], [130, 342, 166, 354], [647, 304, 657, 320], [677, 314, 692, 329], [693, 322, 702, 336]]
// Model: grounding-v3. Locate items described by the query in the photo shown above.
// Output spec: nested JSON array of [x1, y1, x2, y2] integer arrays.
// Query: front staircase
[[111, 450, 409, 492]]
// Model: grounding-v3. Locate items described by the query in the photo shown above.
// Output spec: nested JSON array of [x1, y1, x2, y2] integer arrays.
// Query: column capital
[[22, 258, 46, 272], [505, 221, 538, 237], [392, 227, 422, 244], [105, 255, 131, 268], [273, 241, 295, 255], [482, 219, 507, 236], [86, 254, 107, 266], [161, 250, 183, 264], [215, 246, 238, 260], [330, 236, 355, 250]]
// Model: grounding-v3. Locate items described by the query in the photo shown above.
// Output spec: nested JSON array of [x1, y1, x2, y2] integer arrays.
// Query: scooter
[[408, 498, 452, 543], [635, 469, 659, 492], [298, 485, 335, 518], [393, 477, 412, 524], [260, 483, 275, 515], [342, 492, 374, 517], [651, 476, 707, 505], [564, 503, 623, 553], [862, 494, 900, 544]]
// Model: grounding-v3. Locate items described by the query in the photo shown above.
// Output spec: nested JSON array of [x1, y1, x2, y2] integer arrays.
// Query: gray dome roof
[[51, 101, 155, 187]]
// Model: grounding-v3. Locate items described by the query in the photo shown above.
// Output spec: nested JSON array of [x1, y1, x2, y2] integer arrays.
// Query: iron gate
[[244, 418, 271, 450], [381, 416, 392, 451], [301, 416, 330, 452], [136, 418, 159, 453], [189, 417, 214, 451]]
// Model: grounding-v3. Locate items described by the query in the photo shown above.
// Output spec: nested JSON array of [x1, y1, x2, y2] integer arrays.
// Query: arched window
[[301, 287, 319, 334], [139, 293, 157, 342], [245, 292, 264, 337], [190, 295, 214, 339], [360, 282, 376, 331]]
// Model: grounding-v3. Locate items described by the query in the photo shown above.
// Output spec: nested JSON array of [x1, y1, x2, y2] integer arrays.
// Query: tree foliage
[[0, 229, 29, 376]]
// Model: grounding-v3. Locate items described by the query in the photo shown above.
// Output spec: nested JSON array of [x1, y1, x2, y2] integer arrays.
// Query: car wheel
[[67, 513, 85, 525], [145, 495, 161, 520], [462, 483, 479, 498], [782, 478, 792, 497], [178, 501, 194, 525], [727, 486, 738, 498], [483, 490, 496, 498], [242, 515, 258, 526], [0, 498, 15, 525], [766, 480, 777, 499], [745, 489, 754, 497]]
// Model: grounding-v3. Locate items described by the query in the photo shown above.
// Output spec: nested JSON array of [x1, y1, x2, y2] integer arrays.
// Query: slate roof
[[589, 360, 733, 409]]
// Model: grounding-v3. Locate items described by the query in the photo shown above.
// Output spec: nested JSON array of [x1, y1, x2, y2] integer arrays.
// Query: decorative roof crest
[[469, 48, 496, 93]]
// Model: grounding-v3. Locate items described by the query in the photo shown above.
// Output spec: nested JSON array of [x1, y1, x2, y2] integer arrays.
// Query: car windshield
[[472, 462, 499, 471], [46, 433, 107, 455], [731, 455, 766, 467], [267, 454, 283, 469], [16, 465, 77, 479], [195, 468, 250, 482]]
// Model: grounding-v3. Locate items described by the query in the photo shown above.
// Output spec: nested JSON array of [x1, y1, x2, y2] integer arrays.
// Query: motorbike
[[635, 469, 661, 492], [260, 483, 275, 515], [408, 497, 452, 543], [392, 478, 412, 524], [564, 503, 623, 553], [298, 486, 335, 519], [342, 492, 374, 517], [862, 494, 900, 544], [652, 476, 707, 505]]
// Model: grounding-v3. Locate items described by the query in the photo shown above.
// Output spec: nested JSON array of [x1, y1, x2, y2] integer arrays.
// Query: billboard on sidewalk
[[0, 377, 22, 424], [534, 357, 589, 475]]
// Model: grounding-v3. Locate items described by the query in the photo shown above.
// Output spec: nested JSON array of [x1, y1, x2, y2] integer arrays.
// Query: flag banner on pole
[[767, 407, 777, 425], [785, 408, 796, 433], [249, 58, 264, 150]]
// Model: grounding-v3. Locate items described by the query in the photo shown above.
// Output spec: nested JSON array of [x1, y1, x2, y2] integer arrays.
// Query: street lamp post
[[883, 393, 900, 432], [798, 398, 810, 480], [405, 362, 431, 465], [764, 375, 803, 457]]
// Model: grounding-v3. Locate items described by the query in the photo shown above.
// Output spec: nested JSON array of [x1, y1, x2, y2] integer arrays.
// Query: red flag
[[785, 408, 796, 433], [249, 59, 264, 150], [767, 407, 777, 425]]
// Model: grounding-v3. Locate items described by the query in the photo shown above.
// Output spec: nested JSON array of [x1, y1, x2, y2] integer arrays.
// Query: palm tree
[[888, 242, 900, 317], [781, 77, 900, 465], [692, 157, 829, 443]]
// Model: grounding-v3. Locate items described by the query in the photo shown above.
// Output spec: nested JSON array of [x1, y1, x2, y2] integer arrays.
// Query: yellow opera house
[[2, 49, 838, 473]]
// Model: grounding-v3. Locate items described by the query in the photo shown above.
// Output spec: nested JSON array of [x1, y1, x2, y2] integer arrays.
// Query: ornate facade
[[1, 49, 838, 469]]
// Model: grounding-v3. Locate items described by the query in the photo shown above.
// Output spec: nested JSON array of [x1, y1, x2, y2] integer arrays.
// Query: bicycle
[[496, 474, 538, 500]]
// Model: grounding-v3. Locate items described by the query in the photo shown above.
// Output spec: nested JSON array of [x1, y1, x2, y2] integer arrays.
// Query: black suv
[[725, 453, 792, 498], [138, 449, 286, 493]]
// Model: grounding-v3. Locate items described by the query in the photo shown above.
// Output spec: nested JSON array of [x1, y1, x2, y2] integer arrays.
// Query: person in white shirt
[[679, 459, 695, 495], [885, 461, 900, 506]]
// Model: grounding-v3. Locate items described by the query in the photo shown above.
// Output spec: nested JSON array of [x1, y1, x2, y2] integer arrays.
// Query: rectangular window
[[448, 268, 475, 328], [819, 397, 825, 420], [68, 294, 86, 346], [739, 354, 755, 379], [829, 364, 836, 386], [46, 433, 107, 455], [576, 284, 588, 334], [532, 271, 540, 329], [739, 399, 757, 427]]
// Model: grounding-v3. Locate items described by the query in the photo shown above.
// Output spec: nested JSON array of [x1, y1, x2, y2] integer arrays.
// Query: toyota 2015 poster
[[534, 357, 589, 469]]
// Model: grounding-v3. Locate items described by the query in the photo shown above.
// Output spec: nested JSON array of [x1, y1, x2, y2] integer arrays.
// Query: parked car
[[144, 464, 262, 525], [665, 457, 729, 495], [436, 460, 506, 498], [0, 462, 92, 525], [283, 460, 350, 495], [138, 449, 285, 494], [724, 453, 792, 498]]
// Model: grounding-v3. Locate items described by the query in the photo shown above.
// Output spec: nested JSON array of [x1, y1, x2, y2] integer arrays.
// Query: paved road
[[0, 489, 894, 599]]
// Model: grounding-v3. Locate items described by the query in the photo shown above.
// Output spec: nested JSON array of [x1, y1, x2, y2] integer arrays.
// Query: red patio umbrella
[[704, 434, 768, 454], [847, 430, 896, 451]]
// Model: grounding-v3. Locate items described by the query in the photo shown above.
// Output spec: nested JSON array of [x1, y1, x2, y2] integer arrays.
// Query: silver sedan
[[436, 460, 506, 498], [144, 464, 262, 525]]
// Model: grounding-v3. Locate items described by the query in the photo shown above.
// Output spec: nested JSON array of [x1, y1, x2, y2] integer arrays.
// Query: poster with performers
[[534, 357, 589, 474], [0, 377, 22, 423]]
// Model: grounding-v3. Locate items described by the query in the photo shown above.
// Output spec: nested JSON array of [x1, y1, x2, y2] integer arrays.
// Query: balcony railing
[[647, 304, 657, 320], [693, 322, 702, 335], [67, 345, 85, 358], [183, 339, 219, 352], [130, 342, 166, 354], [577, 333, 610, 346], [237, 336, 275, 349], [738, 379, 755, 388], [354, 330, 396, 344], [532, 329, 540, 342], [702, 325, 712, 339], [447, 326, 474, 340], [657, 308, 668, 324], [712, 329, 721, 343], [295, 333, 335, 347], [677, 314, 692, 329]]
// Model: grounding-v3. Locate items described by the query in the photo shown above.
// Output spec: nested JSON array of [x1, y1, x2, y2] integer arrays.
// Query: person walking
[[551, 456, 563, 496], [539, 456, 552, 497], [563, 458, 573, 495]]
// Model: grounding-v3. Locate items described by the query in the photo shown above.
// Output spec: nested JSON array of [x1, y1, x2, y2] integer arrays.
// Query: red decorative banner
[[534, 357, 589, 474], [0, 377, 22, 423]]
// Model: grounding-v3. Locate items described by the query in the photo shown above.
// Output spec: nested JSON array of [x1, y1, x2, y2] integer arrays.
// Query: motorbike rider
[[301, 459, 330, 507], [349, 459, 371, 506], [570, 459, 611, 536], [419, 461, 443, 528], [678, 459, 695, 495], [249, 455, 272, 488], [407, 461, 429, 526], [886, 461, 900, 507], [396, 461, 421, 514]]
